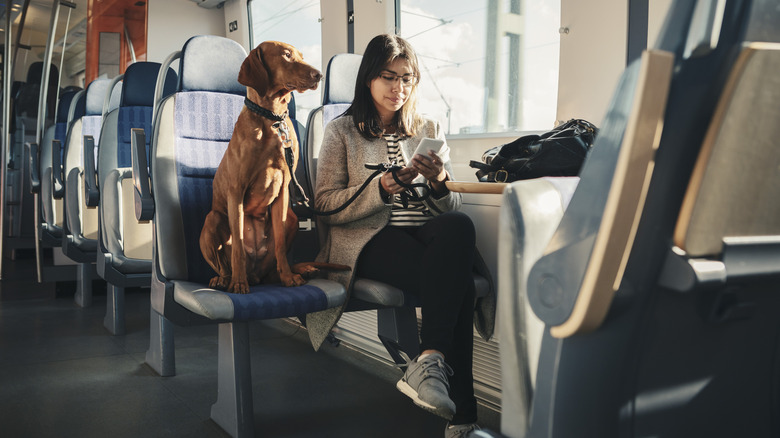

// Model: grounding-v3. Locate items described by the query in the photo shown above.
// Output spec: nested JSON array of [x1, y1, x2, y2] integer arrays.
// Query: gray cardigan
[[306, 115, 494, 350]]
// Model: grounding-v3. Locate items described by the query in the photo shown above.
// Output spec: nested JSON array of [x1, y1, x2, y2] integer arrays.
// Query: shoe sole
[[396, 379, 455, 421]]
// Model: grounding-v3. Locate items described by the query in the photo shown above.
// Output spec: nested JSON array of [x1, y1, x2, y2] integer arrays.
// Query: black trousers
[[356, 211, 478, 424]]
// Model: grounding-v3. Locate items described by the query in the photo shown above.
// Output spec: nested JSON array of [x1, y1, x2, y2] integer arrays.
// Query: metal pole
[[36, 0, 61, 146], [1, 1, 14, 279], [32, 0, 62, 283]]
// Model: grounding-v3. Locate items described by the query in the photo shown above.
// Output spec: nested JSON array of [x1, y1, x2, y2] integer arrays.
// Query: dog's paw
[[281, 273, 306, 287], [227, 281, 250, 294], [209, 276, 230, 290]]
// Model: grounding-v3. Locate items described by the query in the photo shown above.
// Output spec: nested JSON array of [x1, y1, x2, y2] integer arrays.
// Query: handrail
[[36, 0, 61, 146], [67, 89, 85, 126], [1, 3, 12, 279], [152, 50, 181, 124], [102, 74, 124, 120]]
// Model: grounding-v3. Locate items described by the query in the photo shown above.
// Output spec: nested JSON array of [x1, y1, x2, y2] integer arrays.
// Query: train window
[[248, 0, 323, 123], [400, 0, 560, 134]]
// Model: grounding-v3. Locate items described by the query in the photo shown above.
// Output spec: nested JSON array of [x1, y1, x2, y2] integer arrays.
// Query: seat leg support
[[74, 263, 93, 307], [211, 321, 254, 438], [104, 284, 125, 335], [145, 308, 175, 376], [377, 307, 420, 367]]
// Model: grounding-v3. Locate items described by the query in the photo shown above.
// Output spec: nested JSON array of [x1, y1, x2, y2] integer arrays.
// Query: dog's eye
[[284, 50, 292, 59]]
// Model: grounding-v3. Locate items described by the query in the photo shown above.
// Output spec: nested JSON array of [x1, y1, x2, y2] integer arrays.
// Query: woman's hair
[[346, 34, 423, 139]]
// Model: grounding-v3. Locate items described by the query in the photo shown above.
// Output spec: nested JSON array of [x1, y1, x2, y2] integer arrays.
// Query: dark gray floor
[[0, 256, 460, 437]]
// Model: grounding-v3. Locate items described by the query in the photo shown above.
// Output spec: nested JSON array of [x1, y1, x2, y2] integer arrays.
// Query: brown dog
[[200, 41, 338, 293]]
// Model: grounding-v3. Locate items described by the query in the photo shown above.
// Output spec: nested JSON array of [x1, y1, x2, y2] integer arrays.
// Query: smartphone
[[411, 137, 449, 162]]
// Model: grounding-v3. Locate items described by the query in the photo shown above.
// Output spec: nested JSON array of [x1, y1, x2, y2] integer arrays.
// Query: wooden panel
[[86, 0, 147, 84]]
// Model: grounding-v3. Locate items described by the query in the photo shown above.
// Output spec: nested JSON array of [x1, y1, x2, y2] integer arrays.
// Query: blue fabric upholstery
[[54, 122, 67, 145], [179, 35, 247, 95], [71, 92, 87, 121], [228, 284, 329, 320], [57, 90, 80, 123], [116, 106, 152, 168], [174, 92, 244, 283], [121, 62, 177, 108]]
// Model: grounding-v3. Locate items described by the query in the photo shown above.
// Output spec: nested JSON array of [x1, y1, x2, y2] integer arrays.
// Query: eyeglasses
[[379, 71, 418, 87]]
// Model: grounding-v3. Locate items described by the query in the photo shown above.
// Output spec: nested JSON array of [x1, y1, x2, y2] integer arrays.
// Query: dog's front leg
[[270, 182, 304, 287], [227, 192, 250, 293]]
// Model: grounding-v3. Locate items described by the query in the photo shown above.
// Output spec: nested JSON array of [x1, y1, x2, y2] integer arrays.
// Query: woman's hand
[[380, 166, 419, 194], [411, 151, 448, 193]]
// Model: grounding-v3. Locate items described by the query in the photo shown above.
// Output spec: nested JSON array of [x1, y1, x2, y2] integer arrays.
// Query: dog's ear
[[238, 44, 270, 96]]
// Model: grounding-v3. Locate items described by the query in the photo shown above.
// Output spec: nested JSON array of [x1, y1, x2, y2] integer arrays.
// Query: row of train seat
[[7, 62, 59, 246], [493, 1, 780, 437], [127, 34, 495, 437], [26, 34, 496, 438]]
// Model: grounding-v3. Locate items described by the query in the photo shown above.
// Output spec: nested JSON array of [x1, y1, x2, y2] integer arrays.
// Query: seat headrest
[[179, 35, 247, 95], [85, 78, 113, 116], [121, 62, 177, 108], [26, 62, 58, 84], [322, 53, 362, 105], [57, 89, 82, 123]]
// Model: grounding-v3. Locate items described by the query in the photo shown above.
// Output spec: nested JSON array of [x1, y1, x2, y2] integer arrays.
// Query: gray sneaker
[[396, 353, 456, 420], [445, 423, 480, 438]]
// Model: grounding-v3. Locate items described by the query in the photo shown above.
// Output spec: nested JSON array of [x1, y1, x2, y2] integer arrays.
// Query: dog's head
[[238, 41, 322, 100]]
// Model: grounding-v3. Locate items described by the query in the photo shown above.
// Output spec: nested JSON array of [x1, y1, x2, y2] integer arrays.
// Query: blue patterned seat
[[39, 89, 82, 246], [95, 63, 176, 333], [62, 78, 113, 263], [140, 35, 346, 438]]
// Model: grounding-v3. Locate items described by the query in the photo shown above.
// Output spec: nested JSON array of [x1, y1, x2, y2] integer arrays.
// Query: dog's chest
[[243, 163, 286, 216]]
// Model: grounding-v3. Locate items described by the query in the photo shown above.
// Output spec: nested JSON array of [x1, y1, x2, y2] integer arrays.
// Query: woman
[[312, 34, 480, 437]]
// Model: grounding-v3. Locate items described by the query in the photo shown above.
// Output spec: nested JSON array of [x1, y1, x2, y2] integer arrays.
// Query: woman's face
[[368, 57, 416, 123]]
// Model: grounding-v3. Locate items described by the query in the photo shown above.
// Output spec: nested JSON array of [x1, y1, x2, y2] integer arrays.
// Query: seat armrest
[[52, 139, 65, 199], [131, 128, 154, 221], [83, 135, 99, 207], [27, 142, 40, 193]]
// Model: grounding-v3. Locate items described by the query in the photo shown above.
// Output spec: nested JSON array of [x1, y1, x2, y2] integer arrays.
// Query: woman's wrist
[[429, 172, 450, 197]]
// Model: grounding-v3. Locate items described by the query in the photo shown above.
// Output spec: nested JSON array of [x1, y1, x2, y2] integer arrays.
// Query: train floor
[[0, 251, 473, 437]]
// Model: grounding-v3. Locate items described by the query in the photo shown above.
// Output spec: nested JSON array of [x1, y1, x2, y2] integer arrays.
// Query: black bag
[[469, 119, 598, 183]]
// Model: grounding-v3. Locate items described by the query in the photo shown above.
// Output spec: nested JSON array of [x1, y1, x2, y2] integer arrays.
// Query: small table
[[445, 181, 508, 194]]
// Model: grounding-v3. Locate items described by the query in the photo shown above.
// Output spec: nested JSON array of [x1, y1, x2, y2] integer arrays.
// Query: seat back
[[673, 43, 780, 257], [499, 2, 780, 437], [152, 35, 246, 285], [40, 89, 82, 235], [303, 53, 362, 193], [97, 62, 176, 264], [62, 78, 113, 246]]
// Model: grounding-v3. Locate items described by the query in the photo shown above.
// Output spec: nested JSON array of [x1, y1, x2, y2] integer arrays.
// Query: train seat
[[39, 89, 83, 246], [137, 35, 346, 438], [62, 78, 113, 262], [7, 63, 59, 241], [96, 63, 175, 334], [303, 53, 492, 368], [496, 2, 780, 436]]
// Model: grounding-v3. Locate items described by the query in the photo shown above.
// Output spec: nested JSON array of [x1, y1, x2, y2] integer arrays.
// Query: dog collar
[[244, 98, 288, 122]]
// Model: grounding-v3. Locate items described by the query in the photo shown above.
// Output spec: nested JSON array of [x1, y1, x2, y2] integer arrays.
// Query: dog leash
[[286, 157, 432, 217], [244, 97, 431, 217]]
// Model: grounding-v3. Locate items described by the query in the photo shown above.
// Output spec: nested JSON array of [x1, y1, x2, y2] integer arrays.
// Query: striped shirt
[[383, 133, 433, 227]]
